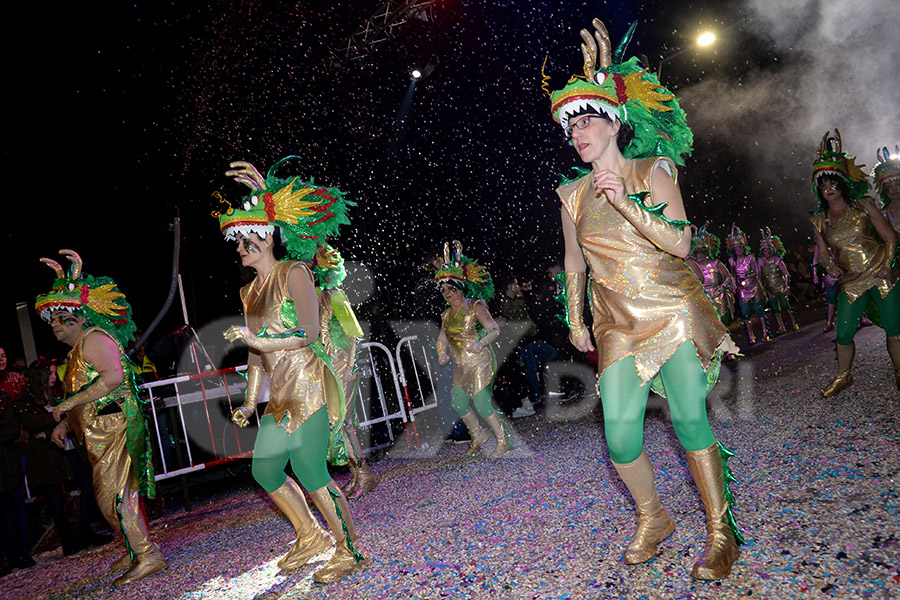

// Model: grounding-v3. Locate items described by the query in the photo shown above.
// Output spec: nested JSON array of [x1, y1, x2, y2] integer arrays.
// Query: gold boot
[[109, 553, 133, 573], [484, 413, 512, 458], [268, 478, 334, 570], [459, 410, 490, 454], [742, 320, 756, 344], [686, 443, 742, 580], [822, 342, 855, 397], [349, 463, 377, 499], [111, 477, 168, 587], [612, 451, 676, 565], [309, 483, 367, 584], [789, 310, 800, 331]]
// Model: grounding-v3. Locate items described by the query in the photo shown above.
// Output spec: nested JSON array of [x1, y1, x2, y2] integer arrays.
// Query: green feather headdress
[[545, 19, 693, 165], [872, 144, 899, 208], [217, 156, 354, 261], [811, 130, 869, 209], [34, 250, 137, 347], [434, 240, 494, 301], [691, 223, 721, 258]]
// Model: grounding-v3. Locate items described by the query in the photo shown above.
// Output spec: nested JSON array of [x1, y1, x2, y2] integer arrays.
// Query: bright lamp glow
[[697, 32, 716, 47], [411, 69, 423, 80]]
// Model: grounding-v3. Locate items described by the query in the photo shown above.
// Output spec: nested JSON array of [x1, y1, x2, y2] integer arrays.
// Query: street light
[[657, 31, 717, 79]]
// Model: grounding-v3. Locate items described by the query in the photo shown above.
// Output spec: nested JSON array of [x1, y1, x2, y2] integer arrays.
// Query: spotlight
[[411, 69, 423, 80], [409, 61, 436, 82]]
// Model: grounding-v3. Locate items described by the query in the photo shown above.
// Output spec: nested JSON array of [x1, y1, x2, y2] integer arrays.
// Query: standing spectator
[[0, 347, 26, 401], [494, 275, 557, 417], [1, 388, 34, 575]]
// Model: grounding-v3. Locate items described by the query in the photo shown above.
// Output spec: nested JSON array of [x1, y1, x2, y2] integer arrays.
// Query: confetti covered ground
[[2, 319, 898, 600]]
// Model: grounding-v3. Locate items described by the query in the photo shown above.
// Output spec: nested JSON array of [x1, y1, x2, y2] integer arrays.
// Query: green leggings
[[835, 284, 900, 345], [450, 386, 496, 418], [251, 407, 332, 493], [598, 342, 716, 464], [767, 294, 791, 312]]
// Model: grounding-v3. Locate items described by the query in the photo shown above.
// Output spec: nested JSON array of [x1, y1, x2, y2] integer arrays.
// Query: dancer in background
[[872, 144, 900, 235], [687, 224, 735, 326], [218, 158, 366, 583], [37, 250, 165, 587], [813, 245, 840, 332], [548, 18, 742, 579], [810, 132, 899, 395], [310, 244, 376, 499], [727, 225, 771, 344], [435, 241, 512, 458], [758, 228, 799, 333]]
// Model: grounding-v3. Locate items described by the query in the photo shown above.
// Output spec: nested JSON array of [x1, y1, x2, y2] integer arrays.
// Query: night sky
[[5, 0, 898, 363]]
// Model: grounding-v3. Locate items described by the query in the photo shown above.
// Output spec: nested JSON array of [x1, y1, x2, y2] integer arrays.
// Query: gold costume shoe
[[268, 478, 334, 570], [113, 546, 167, 587], [109, 553, 133, 573], [822, 371, 853, 397], [310, 484, 368, 584], [348, 464, 377, 499], [686, 443, 742, 580], [341, 457, 360, 497], [485, 413, 512, 458], [460, 410, 490, 454], [613, 452, 676, 565]]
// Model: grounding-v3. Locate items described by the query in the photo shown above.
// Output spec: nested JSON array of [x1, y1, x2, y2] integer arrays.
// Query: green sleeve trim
[[626, 191, 691, 229], [255, 324, 307, 339]]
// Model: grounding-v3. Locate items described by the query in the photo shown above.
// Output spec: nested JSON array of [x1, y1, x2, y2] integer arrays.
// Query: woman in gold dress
[[434, 241, 511, 458], [218, 158, 366, 584], [810, 132, 899, 395], [547, 19, 742, 579]]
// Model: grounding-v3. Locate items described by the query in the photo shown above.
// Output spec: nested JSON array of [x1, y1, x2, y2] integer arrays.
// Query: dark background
[[4, 0, 898, 365]]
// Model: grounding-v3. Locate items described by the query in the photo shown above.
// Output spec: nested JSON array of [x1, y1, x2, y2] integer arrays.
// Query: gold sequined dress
[[242, 261, 341, 433], [758, 257, 790, 298], [810, 199, 899, 303], [442, 299, 496, 396], [557, 157, 737, 385]]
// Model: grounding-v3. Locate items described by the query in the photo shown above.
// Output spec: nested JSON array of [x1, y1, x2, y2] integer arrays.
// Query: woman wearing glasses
[[547, 19, 741, 580], [810, 132, 899, 396]]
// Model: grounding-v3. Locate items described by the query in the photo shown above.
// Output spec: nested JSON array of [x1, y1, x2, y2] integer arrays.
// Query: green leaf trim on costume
[[718, 441, 746, 546], [626, 191, 691, 229], [559, 166, 591, 187], [255, 324, 307, 339]]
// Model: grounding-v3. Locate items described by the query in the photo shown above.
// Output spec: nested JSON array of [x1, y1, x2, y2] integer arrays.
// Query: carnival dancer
[[810, 132, 899, 395], [434, 241, 512, 458], [872, 144, 900, 235], [686, 224, 735, 326], [218, 157, 366, 583], [758, 228, 799, 333], [310, 244, 376, 499], [726, 225, 770, 344], [547, 19, 743, 579], [37, 250, 165, 587]]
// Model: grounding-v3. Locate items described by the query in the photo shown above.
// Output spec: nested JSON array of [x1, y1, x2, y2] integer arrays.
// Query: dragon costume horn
[[226, 161, 267, 191], [834, 128, 842, 153], [59, 249, 82, 280], [443, 242, 451, 265], [453, 240, 463, 263], [40, 258, 65, 279], [267, 155, 303, 180], [580, 19, 612, 79], [613, 20, 638, 63]]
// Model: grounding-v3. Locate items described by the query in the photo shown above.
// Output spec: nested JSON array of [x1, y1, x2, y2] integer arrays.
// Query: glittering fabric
[[811, 200, 899, 302], [758, 257, 790, 297], [442, 299, 496, 396], [318, 288, 357, 424], [241, 261, 327, 433], [728, 255, 767, 304], [557, 157, 737, 385], [64, 327, 155, 498]]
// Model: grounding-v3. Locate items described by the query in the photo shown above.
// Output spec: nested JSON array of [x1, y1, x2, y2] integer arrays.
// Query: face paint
[[241, 238, 259, 254]]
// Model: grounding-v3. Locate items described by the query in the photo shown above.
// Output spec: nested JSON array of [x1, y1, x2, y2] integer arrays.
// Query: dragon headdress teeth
[[34, 249, 136, 346], [434, 240, 494, 301], [811, 129, 869, 201], [218, 155, 354, 261], [547, 19, 692, 165]]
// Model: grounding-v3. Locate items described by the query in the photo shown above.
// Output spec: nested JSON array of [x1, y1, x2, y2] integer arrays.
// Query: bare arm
[[53, 331, 123, 418]]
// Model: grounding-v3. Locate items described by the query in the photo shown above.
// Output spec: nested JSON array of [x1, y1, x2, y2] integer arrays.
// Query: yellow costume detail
[[442, 298, 496, 396], [759, 260, 789, 297], [556, 157, 737, 384], [810, 199, 899, 303]]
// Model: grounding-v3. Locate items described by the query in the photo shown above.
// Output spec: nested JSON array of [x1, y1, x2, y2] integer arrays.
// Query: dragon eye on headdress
[[251, 195, 259, 206], [593, 72, 607, 85], [67, 283, 76, 291]]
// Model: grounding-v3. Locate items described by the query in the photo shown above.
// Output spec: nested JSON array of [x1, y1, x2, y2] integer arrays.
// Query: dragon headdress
[[310, 243, 348, 291], [216, 156, 354, 261], [546, 19, 693, 165], [726, 224, 751, 257], [690, 223, 721, 258], [811, 130, 869, 208], [34, 250, 136, 347], [872, 144, 899, 208], [758, 227, 785, 257], [434, 240, 494, 301]]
